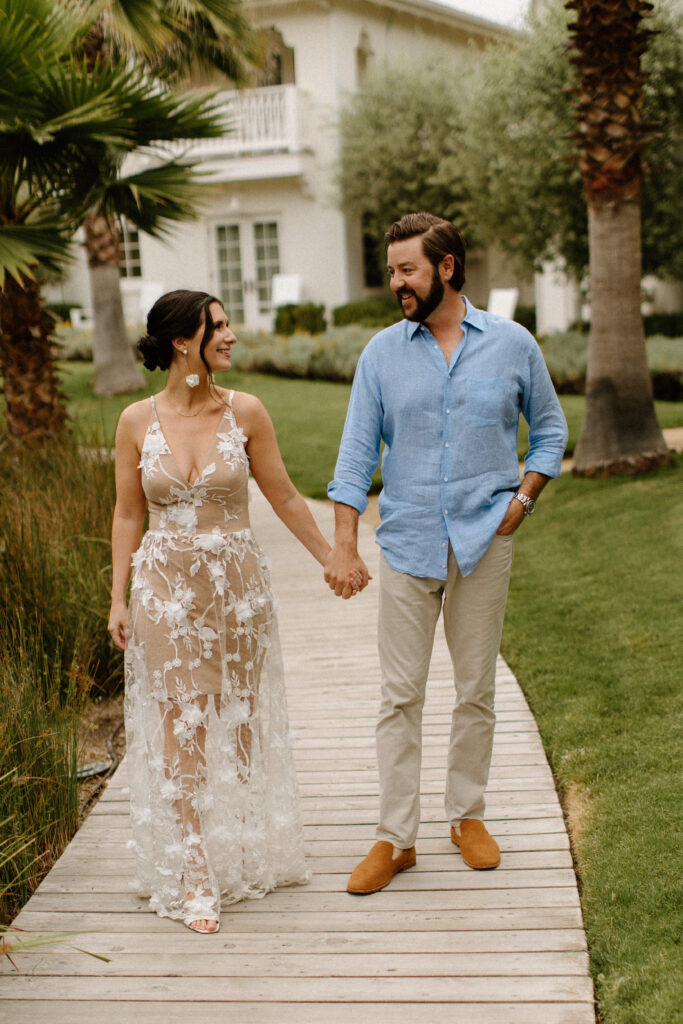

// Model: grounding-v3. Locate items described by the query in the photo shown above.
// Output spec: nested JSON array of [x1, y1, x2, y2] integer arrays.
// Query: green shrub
[[45, 302, 80, 324], [0, 439, 119, 923], [332, 296, 398, 327], [570, 312, 683, 338], [0, 440, 119, 701], [274, 303, 327, 336], [539, 331, 683, 400], [538, 330, 588, 393], [643, 312, 683, 338], [55, 323, 144, 362], [231, 325, 374, 382], [514, 304, 537, 334], [0, 631, 84, 924]]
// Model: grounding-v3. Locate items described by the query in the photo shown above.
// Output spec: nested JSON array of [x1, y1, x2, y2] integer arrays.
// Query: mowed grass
[[59, 363, 683, 498], [502, 457, 683, 1024]]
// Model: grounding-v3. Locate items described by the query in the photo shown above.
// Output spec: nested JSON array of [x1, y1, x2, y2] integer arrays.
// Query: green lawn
[[502, 457, 683, 1024], [59, 363, 683, 499]]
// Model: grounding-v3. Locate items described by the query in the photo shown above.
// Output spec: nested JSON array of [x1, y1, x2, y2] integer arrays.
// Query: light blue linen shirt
[[328, 298, 568, 578]]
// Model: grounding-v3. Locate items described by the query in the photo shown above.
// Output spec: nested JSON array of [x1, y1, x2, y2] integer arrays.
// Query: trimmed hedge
[[539, 331, 683, 400], [274, 303, 327, 336], [333, 296, 399, 328]]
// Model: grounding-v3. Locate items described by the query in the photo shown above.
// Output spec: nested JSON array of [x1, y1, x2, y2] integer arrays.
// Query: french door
[[215, 220, 280, 329]]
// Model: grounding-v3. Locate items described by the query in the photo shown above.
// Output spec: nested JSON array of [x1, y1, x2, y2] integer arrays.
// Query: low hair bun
[[137, 333, 160, 371], [137, 332, 173, 371]]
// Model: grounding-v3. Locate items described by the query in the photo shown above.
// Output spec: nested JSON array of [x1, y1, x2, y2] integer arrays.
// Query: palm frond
[[97, 0, 173, 56], [0, 221, 73, 285], [0, 0, 90, 95], [97, 160, 214, 236], [136, 0, 261, 84]]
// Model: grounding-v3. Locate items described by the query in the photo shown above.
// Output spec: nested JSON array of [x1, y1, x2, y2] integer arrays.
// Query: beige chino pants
[[375, 535, 514, 849]]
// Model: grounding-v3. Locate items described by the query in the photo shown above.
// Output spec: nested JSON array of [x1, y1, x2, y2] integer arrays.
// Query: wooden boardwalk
[[2, 488, 594, 1023]]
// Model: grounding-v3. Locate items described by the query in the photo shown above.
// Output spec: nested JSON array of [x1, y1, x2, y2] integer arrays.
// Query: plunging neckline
[[150, 393, 230, 488]]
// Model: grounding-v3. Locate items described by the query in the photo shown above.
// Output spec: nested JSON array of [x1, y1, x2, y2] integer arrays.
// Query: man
[[324, 212, 568, 894]]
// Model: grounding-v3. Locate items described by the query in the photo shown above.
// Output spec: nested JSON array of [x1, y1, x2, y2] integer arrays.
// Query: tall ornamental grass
[[0, 440, 119, 923]]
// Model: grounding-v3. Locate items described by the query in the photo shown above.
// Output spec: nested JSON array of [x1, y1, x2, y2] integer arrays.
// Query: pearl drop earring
[[180, 345, 199, 387]]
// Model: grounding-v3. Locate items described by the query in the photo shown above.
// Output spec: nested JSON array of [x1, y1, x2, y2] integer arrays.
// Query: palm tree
[[0, 0, 225, 440], [566, 0, 673, 475], [78, 0, 260, 396]]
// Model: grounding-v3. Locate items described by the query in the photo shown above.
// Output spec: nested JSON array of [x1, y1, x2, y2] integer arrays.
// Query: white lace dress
[[124, 392, 310, 925]]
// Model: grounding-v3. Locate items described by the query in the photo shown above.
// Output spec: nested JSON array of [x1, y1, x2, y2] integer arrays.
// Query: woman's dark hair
[[384, 212, 466, 291], [137, 289, 223, 372]]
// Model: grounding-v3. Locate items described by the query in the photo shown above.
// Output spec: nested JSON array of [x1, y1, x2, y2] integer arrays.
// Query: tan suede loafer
[[347, 840, 417, 894], [450, 819, 500, 869]]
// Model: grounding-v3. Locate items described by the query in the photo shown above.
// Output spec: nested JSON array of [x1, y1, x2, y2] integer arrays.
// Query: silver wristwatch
[[514, 492, 536, 515]]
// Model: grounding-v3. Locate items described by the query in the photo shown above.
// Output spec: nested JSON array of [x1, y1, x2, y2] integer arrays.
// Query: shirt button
[[444, 509, 449, 515], [433, 344, 438, 350], [442, 564, 446, 569], [444, 476, 448, 482], [446, 408, 451, 413], [442, 542, 446, 547], [445, 442, 449, 448]]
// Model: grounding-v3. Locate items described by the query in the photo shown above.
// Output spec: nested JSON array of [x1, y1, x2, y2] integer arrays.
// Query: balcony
[[188, 84, 305, 182]]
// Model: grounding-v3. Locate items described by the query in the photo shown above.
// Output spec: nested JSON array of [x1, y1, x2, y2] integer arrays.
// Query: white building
[[52, 0, 535, 331]]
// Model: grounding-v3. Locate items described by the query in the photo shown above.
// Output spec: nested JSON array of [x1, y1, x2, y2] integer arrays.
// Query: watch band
[[514, 492, 536, 515]]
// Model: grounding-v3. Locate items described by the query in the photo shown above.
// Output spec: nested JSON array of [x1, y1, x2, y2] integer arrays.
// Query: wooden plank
[[25, 889, 581, 912], [0, 1001, 597, 1024], [66, 816, 572, 840], [3, 929, 588, 956], [11, 906, 585, 934], [36, 869, 579, 895], [50, 851, 574, 874], [0, 974, 595, 1002], [3, 951, 590, 978]]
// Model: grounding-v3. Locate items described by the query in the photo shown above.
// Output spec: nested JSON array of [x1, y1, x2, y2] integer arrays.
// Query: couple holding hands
[[109, 212, 567, 933]]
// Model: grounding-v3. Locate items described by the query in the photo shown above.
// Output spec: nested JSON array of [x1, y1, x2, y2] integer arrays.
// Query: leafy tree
[[565, 0, 671, 475], [0, 0, 224, 440], [457, 0, 683, 281], [339, 64, 480, 274], [76, 0, 259, 396]]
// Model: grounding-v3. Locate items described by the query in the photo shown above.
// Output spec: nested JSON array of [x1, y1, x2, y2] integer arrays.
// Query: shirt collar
[[406, 295, 484, 340]]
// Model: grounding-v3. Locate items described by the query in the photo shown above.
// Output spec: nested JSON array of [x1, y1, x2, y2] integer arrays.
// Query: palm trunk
[[0, 275, 68, 442], [573, 201, 672, 475], [85, 213, 146, 397]]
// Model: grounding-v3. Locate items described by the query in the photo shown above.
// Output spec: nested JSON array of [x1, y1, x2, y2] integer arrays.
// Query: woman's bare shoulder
[[116, 396, 153, 438], [231, 389, 267, 419]]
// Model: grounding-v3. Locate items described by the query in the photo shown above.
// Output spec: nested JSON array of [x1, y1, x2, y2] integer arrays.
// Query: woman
[[108, 290, 343, 933]]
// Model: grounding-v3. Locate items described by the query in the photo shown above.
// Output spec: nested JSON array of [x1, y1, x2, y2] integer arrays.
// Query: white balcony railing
[[192, 84, 301, 160]]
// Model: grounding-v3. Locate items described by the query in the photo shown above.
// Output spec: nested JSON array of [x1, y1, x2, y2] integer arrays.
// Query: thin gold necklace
[[163, 392, 211, 418]]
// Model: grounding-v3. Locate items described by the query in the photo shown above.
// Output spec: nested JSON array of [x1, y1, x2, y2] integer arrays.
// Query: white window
[[119, 221, 142, 278]]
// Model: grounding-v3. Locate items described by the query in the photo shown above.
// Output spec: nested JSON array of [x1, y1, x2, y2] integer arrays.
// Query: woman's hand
[[108, 601, 129, 651]]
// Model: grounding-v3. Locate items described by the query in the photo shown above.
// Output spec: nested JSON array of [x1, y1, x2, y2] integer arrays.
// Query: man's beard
[[396, 267, 445, 323]]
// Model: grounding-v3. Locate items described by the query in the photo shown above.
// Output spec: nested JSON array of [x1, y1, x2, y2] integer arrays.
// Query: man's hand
[[324, 545, 371, 599], [495, 497, 525, 536]]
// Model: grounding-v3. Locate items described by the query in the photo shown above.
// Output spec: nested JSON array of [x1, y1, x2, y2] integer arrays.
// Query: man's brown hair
[[385, 212, 466, 291]]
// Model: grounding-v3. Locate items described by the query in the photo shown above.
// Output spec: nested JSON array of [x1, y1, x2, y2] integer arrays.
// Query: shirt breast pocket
[[466, 377, 507, 427]]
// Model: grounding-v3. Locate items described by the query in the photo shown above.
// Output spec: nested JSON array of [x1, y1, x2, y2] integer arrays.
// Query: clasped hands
[[323, 545, 372, 600]]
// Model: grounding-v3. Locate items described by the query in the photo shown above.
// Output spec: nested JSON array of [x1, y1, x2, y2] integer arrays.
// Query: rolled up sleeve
[[328, 348, 383, 514], [522, 343, 569, 478]]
